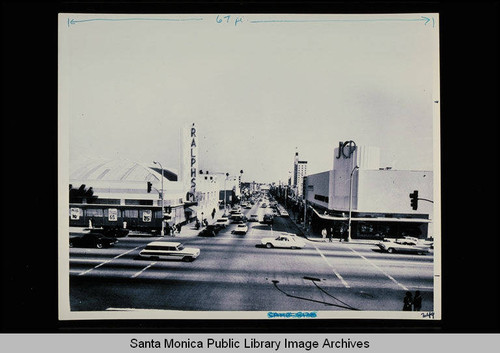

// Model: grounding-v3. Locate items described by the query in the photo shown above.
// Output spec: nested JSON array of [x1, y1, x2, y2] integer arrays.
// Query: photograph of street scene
[[59, 13, 440, 320]]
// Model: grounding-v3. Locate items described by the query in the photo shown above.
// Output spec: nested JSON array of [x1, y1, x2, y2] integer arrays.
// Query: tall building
[[293, 151, 308, 199], [303, 141, 434, 239]]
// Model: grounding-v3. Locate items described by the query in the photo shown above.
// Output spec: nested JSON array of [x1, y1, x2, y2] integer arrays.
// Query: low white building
[[304, 142, 434, 239]]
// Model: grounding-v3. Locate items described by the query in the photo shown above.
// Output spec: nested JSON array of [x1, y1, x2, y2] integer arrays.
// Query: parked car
[[88, 227, 129, 237], [261, 233, 305, 249], [69, 233, 118, 249], [261, 203, 267, 208], [139, 241, 200, 261], [232, 223, 248, 235], [279, 210, 289, 217], [216, 217, 230, 228], [377, 238, 430, 255], [198, 224, 221, 237]]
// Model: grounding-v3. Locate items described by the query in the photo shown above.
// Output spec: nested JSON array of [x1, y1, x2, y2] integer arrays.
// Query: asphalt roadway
[[68, 202, 435, 315]]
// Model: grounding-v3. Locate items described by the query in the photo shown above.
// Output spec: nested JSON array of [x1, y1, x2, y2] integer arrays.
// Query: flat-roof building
[[304, 141, 434, 240]]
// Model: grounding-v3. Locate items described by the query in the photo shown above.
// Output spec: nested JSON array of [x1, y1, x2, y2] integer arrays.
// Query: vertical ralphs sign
[[190, 123, 198, 197]]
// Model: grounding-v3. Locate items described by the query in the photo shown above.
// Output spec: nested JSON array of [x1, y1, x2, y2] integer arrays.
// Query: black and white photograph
[[58, 13, 441, 320]]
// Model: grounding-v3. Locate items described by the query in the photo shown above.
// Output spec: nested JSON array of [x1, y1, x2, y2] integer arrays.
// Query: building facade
[[293, 152, 308, 200], [69, 123, 225, 230], [304, 141, 434, 239]]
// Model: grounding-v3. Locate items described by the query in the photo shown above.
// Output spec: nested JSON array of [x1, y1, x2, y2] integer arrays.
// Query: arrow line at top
[[250, 16, 435, 27], [67, 17, 204, 27]]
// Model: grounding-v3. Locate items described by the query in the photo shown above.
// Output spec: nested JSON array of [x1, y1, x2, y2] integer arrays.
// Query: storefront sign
[[143, 209, 152, 222], [336, 140, 357, 159], [70, 208, 80, 220], [108, 208, 118, 221], [190, 123, 198, 197]]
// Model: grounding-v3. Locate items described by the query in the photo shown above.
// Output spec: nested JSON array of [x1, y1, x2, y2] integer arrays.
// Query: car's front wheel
[[96, 242, 103, 249], [183, 256, 193, 262], [387, 248, 394, 253], [266, 243, 273, 249]]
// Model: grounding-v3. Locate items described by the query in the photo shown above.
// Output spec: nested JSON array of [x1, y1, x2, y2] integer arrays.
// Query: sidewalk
[[284, 207, 380, 246], [161, 207, 228, 239]]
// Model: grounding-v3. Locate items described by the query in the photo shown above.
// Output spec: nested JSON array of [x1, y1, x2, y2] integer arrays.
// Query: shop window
[[85, 208, 103, 217], [123, 209, 139, 218], [314, 194, 329, 203]]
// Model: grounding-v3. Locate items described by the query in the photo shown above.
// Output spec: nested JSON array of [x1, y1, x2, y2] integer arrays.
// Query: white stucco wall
[[357, 170, 433, 215]]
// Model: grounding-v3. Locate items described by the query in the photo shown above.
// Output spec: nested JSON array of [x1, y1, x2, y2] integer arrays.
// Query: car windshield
[[176, 245, 184, 251]]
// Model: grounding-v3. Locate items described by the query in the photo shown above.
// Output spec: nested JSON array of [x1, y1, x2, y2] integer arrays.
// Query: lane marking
[[406, 285, 434, 290], [131, 262, 157, 278], [78, 246, 142, 276], [312, 244, 350, 288], [347, 246, 408, 291]]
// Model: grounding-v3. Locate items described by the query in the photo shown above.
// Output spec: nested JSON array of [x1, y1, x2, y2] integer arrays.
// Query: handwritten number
[[216, 15, 244, 26]]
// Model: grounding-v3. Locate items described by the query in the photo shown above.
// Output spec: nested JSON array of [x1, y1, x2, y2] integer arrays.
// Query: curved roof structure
[[69, 157, 178, 182]]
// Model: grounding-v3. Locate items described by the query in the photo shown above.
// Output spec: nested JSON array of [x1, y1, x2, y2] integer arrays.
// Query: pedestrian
[[403, 291, 413, 311], [164, 223, 170, 237], [413, 290, 422, 311], [321, 228, 327, 240], [211, 208, 216, 219], [176, 223, 182, 234], [328, 228, 333, 242]]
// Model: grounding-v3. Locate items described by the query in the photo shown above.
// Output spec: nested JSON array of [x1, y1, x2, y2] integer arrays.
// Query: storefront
[[304, 141, 434, 240]]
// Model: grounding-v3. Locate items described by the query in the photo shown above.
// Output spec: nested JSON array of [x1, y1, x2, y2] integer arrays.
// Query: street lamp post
[[224, 173, 229, 216], [239, 170, 244, 201], [303, 200, 307, 230], [347, 165, 359, 242], [153, 161, 164, 236]]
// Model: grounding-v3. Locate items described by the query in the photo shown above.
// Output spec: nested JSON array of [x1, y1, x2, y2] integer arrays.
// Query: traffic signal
[[409, 190, 419, 210], [147, 181, 152, 193]]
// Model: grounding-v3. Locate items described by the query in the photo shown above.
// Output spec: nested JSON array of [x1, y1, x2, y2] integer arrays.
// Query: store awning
[[312, 207, 431, 223]]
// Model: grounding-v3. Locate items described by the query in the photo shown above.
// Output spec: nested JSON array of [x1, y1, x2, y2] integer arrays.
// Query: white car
[[377, 238, 430, 255], [139, 241, 200, 261], [261, 233, 306, 249], [216, 217, 230, 227], [233, 223, 248, 234]]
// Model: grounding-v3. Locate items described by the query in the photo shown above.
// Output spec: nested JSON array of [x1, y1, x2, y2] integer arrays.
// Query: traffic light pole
[[347, 166, 359, 242], [154, 161, 164, 236]]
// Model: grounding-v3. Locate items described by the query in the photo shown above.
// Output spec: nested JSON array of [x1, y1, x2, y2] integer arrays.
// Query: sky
[[60, 14, 439, 184]]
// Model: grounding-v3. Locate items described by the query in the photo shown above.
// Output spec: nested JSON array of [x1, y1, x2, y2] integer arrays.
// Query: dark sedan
[[69, 233, 118, 249], [198, 224, 223, 237]]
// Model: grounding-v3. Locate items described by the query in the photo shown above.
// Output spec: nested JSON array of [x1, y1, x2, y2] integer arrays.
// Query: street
[[69, 203, 434, 313]]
